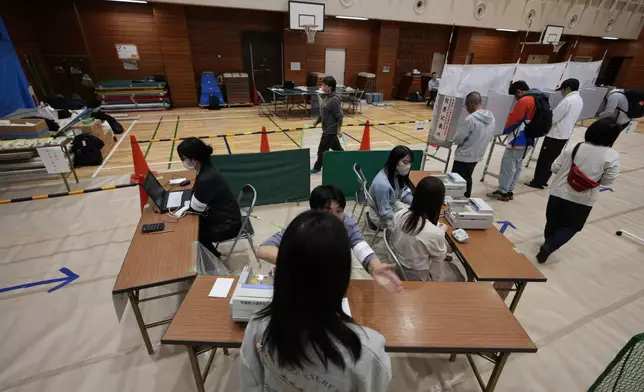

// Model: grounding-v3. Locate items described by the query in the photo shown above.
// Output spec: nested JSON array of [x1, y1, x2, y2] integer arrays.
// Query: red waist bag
[[567, 143, 600, 192]]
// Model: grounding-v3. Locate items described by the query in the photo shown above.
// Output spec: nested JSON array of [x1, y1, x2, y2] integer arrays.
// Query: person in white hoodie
[[526, 78, 584, 189], [451, 91, 495, 197], [536, 118, 620, 263], [240, 210, 391, 391]]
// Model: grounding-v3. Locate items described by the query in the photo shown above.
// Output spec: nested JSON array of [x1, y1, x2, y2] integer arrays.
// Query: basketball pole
[[250, 43, 259, 105]]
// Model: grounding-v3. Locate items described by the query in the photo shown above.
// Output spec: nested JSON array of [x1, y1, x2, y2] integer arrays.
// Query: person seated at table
[[257, 185, 402, 293], [391, 176, 463, 282], [240, 210, 392, 392], [176, 137, 241, 258], [367, 145, 414, 228]]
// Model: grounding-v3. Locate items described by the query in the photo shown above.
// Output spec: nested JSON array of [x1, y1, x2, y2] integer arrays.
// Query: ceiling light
[[496, 28, 519, 32], [601, 36, 618, 40], [336, 16, 369, 20], [106, 0, 148, 4]]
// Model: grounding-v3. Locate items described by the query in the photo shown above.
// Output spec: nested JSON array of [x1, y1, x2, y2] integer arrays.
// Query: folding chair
[[383, 228, 408, 281], [362, 207, 385, 246], [214, 184, 258, 265], [256, 91, 272, 117], [351, 163, 369, 224]]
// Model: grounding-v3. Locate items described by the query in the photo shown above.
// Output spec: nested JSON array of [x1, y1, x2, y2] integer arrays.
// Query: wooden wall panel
[[450, 27, 472, 64], [375, 22, 399, 100], [186, 6, 284, 87], [283, 18, 379, 87], [468, 30, 520, 64], [153, 4, 197, 106]]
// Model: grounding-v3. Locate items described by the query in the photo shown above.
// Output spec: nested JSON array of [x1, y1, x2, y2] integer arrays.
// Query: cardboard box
[[0, 119, 49, 139]]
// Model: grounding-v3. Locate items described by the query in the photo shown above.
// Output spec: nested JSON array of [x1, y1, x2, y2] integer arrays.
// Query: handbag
[[567, 143, 600, 192]]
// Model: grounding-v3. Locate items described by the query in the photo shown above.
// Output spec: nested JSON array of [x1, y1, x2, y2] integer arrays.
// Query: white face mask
[[396, 162, 411, 176], [182, 159, 195, 171]]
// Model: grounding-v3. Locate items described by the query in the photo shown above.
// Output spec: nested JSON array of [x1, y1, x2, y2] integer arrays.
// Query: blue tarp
[[0, 17, 35, 118]]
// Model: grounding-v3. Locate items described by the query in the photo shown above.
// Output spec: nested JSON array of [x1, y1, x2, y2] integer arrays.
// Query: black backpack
[[523, 92, 553, 140], [616, 90, 644, 119], [72, 134, 104, 167]]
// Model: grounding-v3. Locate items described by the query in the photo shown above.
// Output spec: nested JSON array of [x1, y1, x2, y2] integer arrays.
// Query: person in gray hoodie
[[240, 211, 392, 392], [368, 146, 414, 228], [311, 76, 344, 174], [598, 86, 630, 146], [451, 91, 495, 197]]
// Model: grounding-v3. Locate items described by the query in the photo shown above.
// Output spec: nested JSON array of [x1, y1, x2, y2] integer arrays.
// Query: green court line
[[268, 116, 300, 148], [167, 116, 180, 169], [144, 116, 163, 158]]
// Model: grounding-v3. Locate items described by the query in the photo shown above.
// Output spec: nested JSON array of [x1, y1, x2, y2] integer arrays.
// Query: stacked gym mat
[[199, 72, 224, 108], [95, 79, 171, 112]]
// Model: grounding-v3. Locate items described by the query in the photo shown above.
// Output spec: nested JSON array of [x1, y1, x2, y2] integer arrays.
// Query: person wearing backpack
[[487, 81, 551, 202], [536, 118, 620, 263], [598, 86, 630, 146], [525, 78, 584, 190]]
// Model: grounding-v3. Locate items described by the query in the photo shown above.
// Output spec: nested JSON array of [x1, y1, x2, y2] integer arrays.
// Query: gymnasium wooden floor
[[1, 101, 644, 392], [74, 101, 434, 178]]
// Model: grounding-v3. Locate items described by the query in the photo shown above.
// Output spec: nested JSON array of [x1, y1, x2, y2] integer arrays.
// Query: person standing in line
[[451, 91, 496, 197], [426, 72, 440, 107], [536, 118, 620, 263], [240, 211, 392, 391], [487, 81, 539, 202], [597, 86, 631, 146], [525, 78, 584, 189], [311, 76, 344, 174]]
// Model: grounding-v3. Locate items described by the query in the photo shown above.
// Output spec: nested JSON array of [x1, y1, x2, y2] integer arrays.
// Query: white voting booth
[[422, 60, 606, 182]]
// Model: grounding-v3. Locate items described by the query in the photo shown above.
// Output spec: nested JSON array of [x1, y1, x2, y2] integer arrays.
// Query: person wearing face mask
[[311, 76, 344, 174], [367, 146, 414, 228], [525, 78, 583, 190], [176, 137, 242, 258]]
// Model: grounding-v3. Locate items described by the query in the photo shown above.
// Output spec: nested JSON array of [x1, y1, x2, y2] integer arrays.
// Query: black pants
[[426, 89, 438, 106], [313, 133, 343, 170], [609, 122, 630, 147], [544, 195, 592, 254], [199, 220, 242, 257], [451, 160, 477, 198], [530, 137, 568, 187]]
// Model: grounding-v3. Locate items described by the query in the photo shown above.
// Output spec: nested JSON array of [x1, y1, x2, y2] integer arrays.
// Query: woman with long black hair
[[391, 176, 463, 281], [240, 211, 391, 391], [176, 137, 241, 257], [368, 145, 414, 227]]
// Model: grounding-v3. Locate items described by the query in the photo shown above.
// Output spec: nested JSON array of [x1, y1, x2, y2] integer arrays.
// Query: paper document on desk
[[209, 278, 234, 298], [342, 298, 352, 317]]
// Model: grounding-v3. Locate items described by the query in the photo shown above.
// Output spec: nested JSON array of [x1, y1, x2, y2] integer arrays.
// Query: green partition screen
[[321, 150, 423, 200], [211, 149, 310, 206]]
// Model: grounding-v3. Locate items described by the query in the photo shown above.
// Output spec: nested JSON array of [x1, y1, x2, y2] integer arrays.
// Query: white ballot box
[[445, 198, 494, 230], [230, 265, 273, 322]]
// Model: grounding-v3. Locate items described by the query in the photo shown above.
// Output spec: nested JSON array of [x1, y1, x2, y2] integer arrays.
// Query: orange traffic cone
[[260, 126, 270, 152], [359, 120, 371, 151], [129, 135, 153, 212]]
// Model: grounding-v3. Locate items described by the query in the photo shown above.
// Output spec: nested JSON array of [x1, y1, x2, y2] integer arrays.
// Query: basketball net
[[552, 41, 566, 53], [303, 25, 318, 44]]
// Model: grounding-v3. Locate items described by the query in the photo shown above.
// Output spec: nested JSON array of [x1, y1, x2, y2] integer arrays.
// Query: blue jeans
[[498, 147, 526, 194]]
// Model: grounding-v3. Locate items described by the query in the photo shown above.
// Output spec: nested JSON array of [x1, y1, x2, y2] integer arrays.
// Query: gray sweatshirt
[[315, 93, 344, 134], [452, 109, 495, 163], [240, 317, 392, 392], [598, 89, 630, 125]]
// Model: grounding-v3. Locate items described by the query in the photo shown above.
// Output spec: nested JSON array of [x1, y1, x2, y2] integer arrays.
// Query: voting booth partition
[[211, 149, 310, 206], [422, 60, 606, 179]]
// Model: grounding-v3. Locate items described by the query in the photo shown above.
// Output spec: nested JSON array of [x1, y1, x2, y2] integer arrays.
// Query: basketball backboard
[[541, 25, 564, 44], [289, 1, 325, 31]]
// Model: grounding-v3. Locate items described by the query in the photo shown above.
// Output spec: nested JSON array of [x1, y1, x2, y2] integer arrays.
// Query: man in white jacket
[[451, 91, 495, 197], [526, 78, 584, 189]]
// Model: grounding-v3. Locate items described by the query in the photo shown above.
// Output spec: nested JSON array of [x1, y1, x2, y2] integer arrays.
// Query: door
[[242, 32, 283, 102], [325, 48, 346, 85], [431, 52, 446, 75]]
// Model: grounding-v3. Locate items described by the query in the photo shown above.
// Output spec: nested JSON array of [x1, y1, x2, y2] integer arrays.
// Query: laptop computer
[[142, 171, 192, 212]]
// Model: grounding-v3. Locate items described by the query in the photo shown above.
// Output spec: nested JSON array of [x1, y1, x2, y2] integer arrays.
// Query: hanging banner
[[434, 96, 456, 142]]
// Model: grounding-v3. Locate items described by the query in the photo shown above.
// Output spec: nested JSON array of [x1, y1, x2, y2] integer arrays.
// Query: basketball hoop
[[303, 24, 318, 44], [552, 41, 566, 53]]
